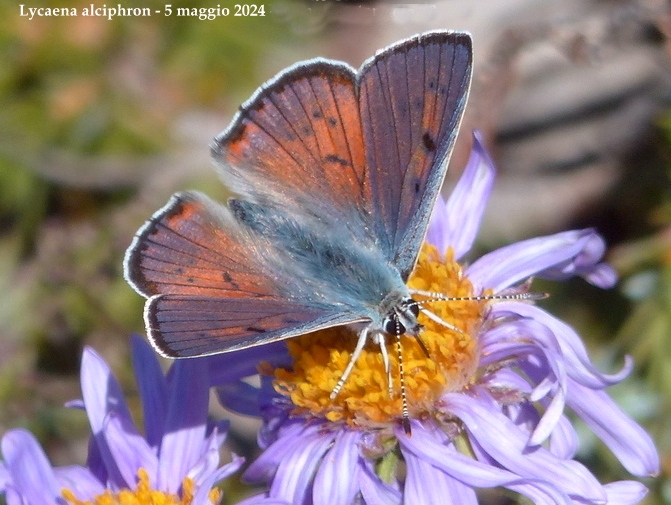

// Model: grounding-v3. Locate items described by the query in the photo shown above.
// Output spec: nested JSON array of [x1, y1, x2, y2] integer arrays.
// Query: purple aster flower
[[213, 132, 659, 504], [0, 335, 243, 505]]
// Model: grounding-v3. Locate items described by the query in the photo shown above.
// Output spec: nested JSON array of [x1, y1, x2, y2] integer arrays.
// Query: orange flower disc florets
[[273, 244, 487, 428]]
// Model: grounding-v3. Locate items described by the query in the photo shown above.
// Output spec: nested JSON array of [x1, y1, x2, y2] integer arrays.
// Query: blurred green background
[[1, 0, 670, 503]]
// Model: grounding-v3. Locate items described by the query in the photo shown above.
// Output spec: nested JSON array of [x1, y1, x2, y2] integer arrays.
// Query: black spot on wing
[[222, 271, 239, 289], [324, 154, 351, 166], [422, 131, 436, 152]]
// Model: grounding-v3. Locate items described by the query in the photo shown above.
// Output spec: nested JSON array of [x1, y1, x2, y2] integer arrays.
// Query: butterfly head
[[382, 297, 421, 337]]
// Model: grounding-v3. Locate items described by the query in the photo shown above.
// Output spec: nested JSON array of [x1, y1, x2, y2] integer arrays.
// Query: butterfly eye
[[384, 316, 405, 335], [408, 302, 420, 318]]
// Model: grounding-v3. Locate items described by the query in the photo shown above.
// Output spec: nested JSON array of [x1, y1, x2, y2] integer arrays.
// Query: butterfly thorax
[[230, 198, 408, 320]]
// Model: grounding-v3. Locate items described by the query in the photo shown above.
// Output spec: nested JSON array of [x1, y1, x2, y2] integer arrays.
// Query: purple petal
[[1, 429, 62, 505], [265, 427, 335, 504], [566, 378, 659, 477], [207, 342, 292, 386], [0, 462, 8, 489], [481, 367, 532, 394], [54, 466, 105, 500], [158, 359, 210, 492], [584, 262, 618, 287], [187, 431, 223, 486], [530, 393, 566, 447], [130, 335, 168, 449], [192, 452, 244, 505], [398, 422, 491, 481], [209, 418, 231, 442], [212, 453, 244, 482], [426, 194, 449, 254], [441, 474, 479, 504], [603, 481, 649, 504], [467, 229, 612, 293], [216, 381, 262, 417], [548, 415, 579, 460], [427, 131, 495, 260], [80, 347, 133, 435], [244, 422, 309, 484], [4, 487, 22, 505], [397, 421, 572, 504], [188, 426, 241, 497], [502, 481, 573, 505], [80, 347, 132, 487], [313, 430, 362, 505], [479, 319, 569, 445], [404, 449, 478, 504], [358, 460, 401, 505], [441, 393, 605, 502], [516, 351, 568, 445], [103, 411, 158, 487], [64, 399, 85, 410], [479, 336, 568, 446], [84, 435, 107, 485], [503, 401, 541, 437], [243, 419, 340, 505], [538, 231, 617, 288], [236, 495, 292, 505], [490, 302, 633, 388]]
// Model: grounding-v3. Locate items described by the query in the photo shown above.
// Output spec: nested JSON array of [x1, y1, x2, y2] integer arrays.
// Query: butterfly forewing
[[359, 31, 472, 278], [215, 32, 472, 277], [213, 62, 371, 234]]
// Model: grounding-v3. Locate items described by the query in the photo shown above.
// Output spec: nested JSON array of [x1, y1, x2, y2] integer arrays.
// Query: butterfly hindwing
[[125, 192, 364, 357], [146, 294, 363, 358]]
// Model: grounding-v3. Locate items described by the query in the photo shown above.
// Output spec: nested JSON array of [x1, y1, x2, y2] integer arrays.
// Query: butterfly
[[125, 31, 473, 432]]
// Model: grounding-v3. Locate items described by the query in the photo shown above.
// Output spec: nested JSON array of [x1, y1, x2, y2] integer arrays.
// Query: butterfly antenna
[[409, 289, 549, 357], [395, 318, 412, 436], [410, 289, 549, 303]]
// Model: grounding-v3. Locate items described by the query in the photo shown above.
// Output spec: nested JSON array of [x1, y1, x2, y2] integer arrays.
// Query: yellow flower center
[[272, 244, 487, 428], [62, 468, 222, 505]]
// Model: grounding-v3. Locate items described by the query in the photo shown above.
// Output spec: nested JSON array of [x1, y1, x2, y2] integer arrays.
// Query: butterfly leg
[[330, 326, 370, 399], [419, 307, 465, 335], [413, 331, 432, 359], [374, 331, 394, 398]]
